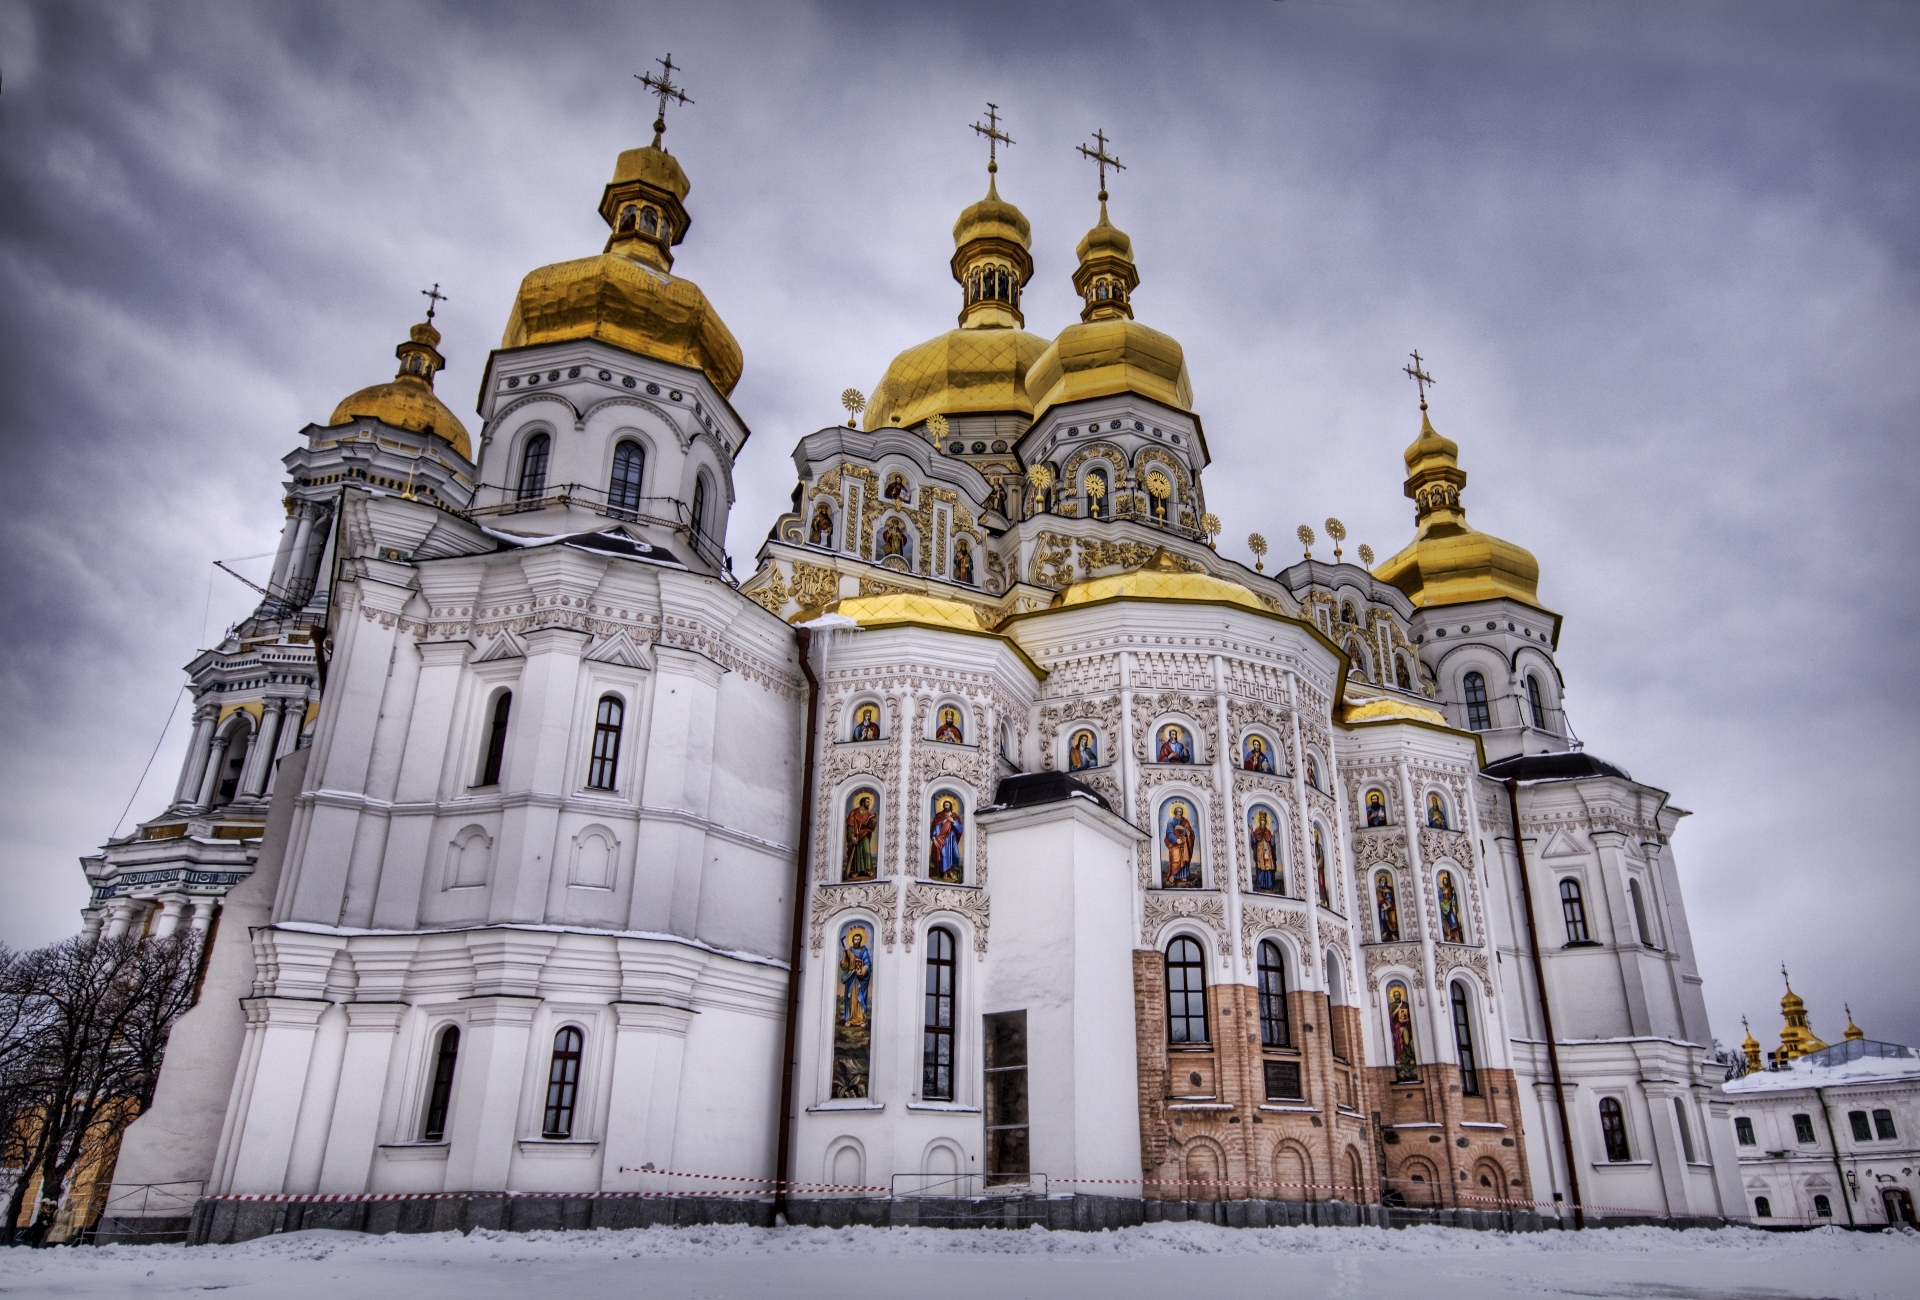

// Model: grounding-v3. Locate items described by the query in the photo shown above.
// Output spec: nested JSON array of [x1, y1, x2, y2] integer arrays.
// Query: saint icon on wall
[[953, 538, 974, 585], [1242, 734, 1275, 774], [1437, 869, 1465, 944], [833, 922, 873, 1098], [1067, 729, 1098, 772], [884, 472, 910, 502], [1375, 870, 1400, 941], [1305, 753, 1322, 791], [880, 516, 911, 562], [928, 792, 965, 883], [842, 789, 879, 882], [1365, 789, 1388, 827], [850, 704, 881, 742], [1157, 723, 1193, 764], [1426, 792, 1449, 829], [934, 706, 965, 744], [1386, 979, 1418, 1082], [1161, 800, 1199, 888], [1248, 806, 1282, 894], [1313, 825, 1331, 908], [808, 501, 834, 547]]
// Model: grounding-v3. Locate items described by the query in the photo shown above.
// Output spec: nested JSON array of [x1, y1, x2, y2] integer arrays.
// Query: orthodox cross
[[636, 53, 693, 145], [971, 103, 1014, 175], [1076, 128, 1124, 201], [419, 282, 447, 324], [1403, 349, 1435, 410]]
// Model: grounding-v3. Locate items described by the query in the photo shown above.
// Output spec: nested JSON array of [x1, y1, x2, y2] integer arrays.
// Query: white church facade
[[90, 98, 1748, 1239]]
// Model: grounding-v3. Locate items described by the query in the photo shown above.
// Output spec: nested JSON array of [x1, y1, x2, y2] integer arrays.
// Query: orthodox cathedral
[[91, 85, 1751, 1237]]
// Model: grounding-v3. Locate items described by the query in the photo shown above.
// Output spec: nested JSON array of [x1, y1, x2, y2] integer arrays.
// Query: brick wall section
[[1370, 1063, 1531, 1208], [1132, 950, 1171, 1172]]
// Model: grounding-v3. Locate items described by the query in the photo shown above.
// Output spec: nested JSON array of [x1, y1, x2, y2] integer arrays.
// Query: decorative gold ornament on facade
[[1200, 512, 1221, 546], [841, 388, 866, 427], [1297, 524, 1315, 559], [1325, 517, 1346, 563], [1357, 543, 1375, 569], [1247, 532, 1268, 573], [1145, 470, 1171, 501], [926, 413, 948, 443]]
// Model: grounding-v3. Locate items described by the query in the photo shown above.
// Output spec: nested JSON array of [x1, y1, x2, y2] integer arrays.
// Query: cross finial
[[1076, 128, 1125, 202], [1403, 348, 1436, 410], [1781, 963, 1791, 989], [971, 103, 1014, 175], [419, 282, 447, 324], [636, 53, 694, 148]]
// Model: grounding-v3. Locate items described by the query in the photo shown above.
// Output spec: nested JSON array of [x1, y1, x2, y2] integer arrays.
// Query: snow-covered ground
[[1, 1222, 1913, 1299]]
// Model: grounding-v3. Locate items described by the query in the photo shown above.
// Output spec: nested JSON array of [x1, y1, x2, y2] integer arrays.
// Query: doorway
[[1884, 1188, 1915, 1226]]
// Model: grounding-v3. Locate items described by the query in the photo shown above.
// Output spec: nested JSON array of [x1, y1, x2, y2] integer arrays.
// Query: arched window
[[1754, 1196, 1772, 1218], [640, 207, 658, 235], [922, 926, 956, 1101], [588, 696, 624, 790], [1451, 982, 1480, 1097], [609, 440, 645, 514], [1462, 671, 1491, 731], [1165, 936, 1209, 1045], [543, 1026, 583, 1138], [1598, 1097, 1630, 1162], [1087, 467, 1109, 519], [1560, 879, 1591, 944], [690, 475, 708, 539], [420, 1026, 460, 1141], [517, 433, 550, 503], [1814, 1194, 1832, 1218], [1257, 941, 1290, 1048], [1527, 674, 1547, 729], [1325, 951, 1349, 1062], [480, 691, 512, 786], [1629, 878, 1657, 948]]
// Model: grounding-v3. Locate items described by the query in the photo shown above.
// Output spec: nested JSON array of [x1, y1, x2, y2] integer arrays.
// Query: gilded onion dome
[[864, 174, 1047, 431], [1373, 406, 1544, 609], [1774, 972, 1828, 1062], [328, 320, 472, 460], [1025, 198, 1192, 424], [498, 139, 743, 396]]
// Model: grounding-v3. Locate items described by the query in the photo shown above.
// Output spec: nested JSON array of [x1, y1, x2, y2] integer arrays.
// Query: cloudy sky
[[2, 0, 1915, 1049]]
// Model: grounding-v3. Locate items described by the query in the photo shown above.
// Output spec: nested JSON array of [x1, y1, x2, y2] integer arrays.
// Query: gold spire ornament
[[420, 282, 447, 324], [971, 102, 1014, 176], [841, 388, 866, 427], [1297, 524, 1315, 559], [1076, 128, 1125, 202], [1085, 472, 1106, 503], [1027, 463, 1054, 517], [1358, 543, 1375, 569], [1200, 512, 1221, 547], [1403, 348, 1435, 410], [1248, 532, 1268, 572], [926, 413, 949, 444], [1325, 517, 1346, 563], [635, 52, 693, 149]]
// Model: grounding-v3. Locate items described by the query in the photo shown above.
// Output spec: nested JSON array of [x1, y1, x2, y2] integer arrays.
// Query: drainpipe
[[773, 626, 822, 1224], [1813, 1086, 1856, 1227], [1506, 777, 1584, 1229]]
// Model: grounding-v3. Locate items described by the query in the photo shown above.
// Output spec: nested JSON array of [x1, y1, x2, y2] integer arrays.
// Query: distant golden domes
[[1374, 409, 1543, 610], [328, 321, 472, 460]]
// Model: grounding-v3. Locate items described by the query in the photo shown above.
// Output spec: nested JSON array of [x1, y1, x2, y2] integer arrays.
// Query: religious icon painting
[[883, 472, 910, 502], [1067, 729, 1098, 772], [841, 788, 879, 882], [850, 703, 881, 742], [808, 501, 835, 547], [1375, 870, 1400, 942], [1156, 723, 1193, 764], [1436, 869, 1465, 944], [934, 706, 965, 745], [1160, 798, 1200, 889], [1426, 791, 1449, 830], [832, 921, 874, 1098], [1242, 734, 1275, 774], [1305, 752, 1322, 791], [928, 791, 965, 883], [1386, 979, 1418, 1081], [1313, 824, 1331, 908], [953, 538, 974, 585], [880, 516, 911, 562], [1365, 789, 1388, 827], [1247, 805, 1283, 894]]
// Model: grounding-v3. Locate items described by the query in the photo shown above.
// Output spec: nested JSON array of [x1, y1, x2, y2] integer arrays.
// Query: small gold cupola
[[1071, 131, 1137, 323], [602, 54, 694, 272], [328, 291, 472, 459], [1772, 965, 1829, 1064], [1740, 1018, 1763, 1072], [1844, 1004, 1865, 1042], [950, 104, 1033, 329]]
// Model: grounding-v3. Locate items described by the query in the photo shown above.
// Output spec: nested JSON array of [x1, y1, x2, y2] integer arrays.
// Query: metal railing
[[463, 483, 732, 576]]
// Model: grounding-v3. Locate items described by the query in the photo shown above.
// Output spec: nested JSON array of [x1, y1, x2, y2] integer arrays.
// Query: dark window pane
[[1257, 942, 1290, 1048], [1263, 1059, 1303, 1101], [1560, 880, 1590, 944], [481, 692, 512, 785], [1793, 1113, 1817, 1144], [1165, 937, 1209, 1045], [1874, 1109, 1898, 1140], [544, 1026, 583, 1138], [1735, 1117, 1755, 1145], [982, 1009, 1028, 1185], [518, 434, 550, 502], [422, 1026, 460, 1140], [1850, 1111, 1873, 1142], [1600, 1097, 1630, 1162], [922, 927, 956, 1101], [1463, 671, 1490, 731], [588, 695, 624, 790], [1452, 982, 1480, 1097], [609, 441, 645, 513]]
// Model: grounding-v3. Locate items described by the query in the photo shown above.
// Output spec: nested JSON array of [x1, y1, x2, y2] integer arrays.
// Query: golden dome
[[1844, 1005, 1864, 1041], [1058, 548, 1264, 613], [953, 175, 1030, 250], [1374, 408, 1543, 610], [328, 321, 472, 460], [866, 327, 1049, 431], [805, 593, 984, 632], [497, 141, 742, 397], [1341, 696, 1449, 726], [1774, 968, 1828, 1062]]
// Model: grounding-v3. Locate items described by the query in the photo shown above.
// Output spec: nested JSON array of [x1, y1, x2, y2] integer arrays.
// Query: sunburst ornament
[[1200, 512, 1221, 545], [841, 388, 866, 426], [1248, 532, 1268, 573], [926, 413, 949, 443], [1358, 543, 1375, 569], [1027, 463, 1054, 490], [1145, 470, 1171, 499], [1297, 524, 1316, 558], [1325, 517, 1346, 563]]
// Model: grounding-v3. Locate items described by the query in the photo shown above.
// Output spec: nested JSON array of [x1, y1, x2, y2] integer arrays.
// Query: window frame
[[690, 473, 709, 539], [1462, 670, 1491, 731], [1599, 1096, 1631, 1162], [1559, 878, 1591, 944], [1257, 940, 1291, 1049], [1735, 1116, 1756, 1146], [480, 690, 512, 786], [1754, 1196, 1772, 1218], [1792, 1113, 1817, 1144], [1873, 1108, 1898, 1141], [1451, 981, 1480, 1097], [517, 431, 551, 502], [420, 1025, 460, 1141], [1526, 674, 1548, 729], [608, 439, 646, 514], [921, 925, 957, 1102], [587, 694, 625, 792], [1849, 1110, 1873, 1142], [1164, 935, 1210, 1046], [542, 1025, 585, 1139]]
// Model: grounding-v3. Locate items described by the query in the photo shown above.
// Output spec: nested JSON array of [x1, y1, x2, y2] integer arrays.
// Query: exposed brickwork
[[1370, 1063, 1531, 1208]]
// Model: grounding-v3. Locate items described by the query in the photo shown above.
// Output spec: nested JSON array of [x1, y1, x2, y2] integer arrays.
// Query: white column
[[442, 996, 538, 1192], [283, 1002, 351, 1194], [600, 1002, 694, 1188], [173, 708, 218, 807], [223, 997, 330, 1193], [241, 701, 286, 797], [317, 1003, 408, 1193], [103, 898, 139, 939], [195, 734, 231, 809], [152, 895, 188, 938], [80, 908, 105, 939], [188, 897, 218, 933], [270, 506, 314, 597]]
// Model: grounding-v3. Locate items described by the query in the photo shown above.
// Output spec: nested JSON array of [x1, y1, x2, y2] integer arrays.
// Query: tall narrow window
[[608, 440, 645, 514], [1754, 1196, 1771, 1218], [1814, 1194, 1833, 1218], [588, 695, 624, 791], [1735, 1116, 1756, 1146], [1674, 1097, 1696, 1162], [543, 1026, 583, 1138], [1560, 879, 1590, 944], [1629, 879, 1657, 948], [1451, 982, 1480, 1097], [922, 926, 956, 1101], [1850, 1110, 1873, 1142], [517, 433, 550, 503], [480, 691, 512, 786], [690, 475, 708, 539], [1527, 674, 1547, 729], [1165, 937, 1209, 1045], [1257, 941, 1290, 1048], [421, 1026, 460, 1141], [1874, 1109, 1898, 1140], [1793, 1113, 1817, 1144], [1463, 671, 1491, 731], [1326, 951, 1349, 1063], [1599, 1097, 1630, 1162], [983, 1010, 1029, 1184]]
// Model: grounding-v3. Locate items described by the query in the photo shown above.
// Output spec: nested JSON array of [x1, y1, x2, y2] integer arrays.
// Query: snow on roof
[[1725, 1040, 1920, 1095]]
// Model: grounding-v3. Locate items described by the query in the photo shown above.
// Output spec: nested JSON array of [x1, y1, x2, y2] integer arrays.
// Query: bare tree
[[0, 931, 201, 1243]]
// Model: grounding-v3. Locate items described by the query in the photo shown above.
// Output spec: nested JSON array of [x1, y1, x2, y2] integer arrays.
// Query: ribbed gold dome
[[1374, 409, 1543, 610], [865, 327, 1049, 431], [1025, 318, 1192, 423], [328, 322, 472, 459], [953, 175, 1030, 249]]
